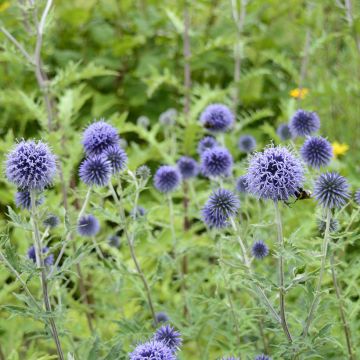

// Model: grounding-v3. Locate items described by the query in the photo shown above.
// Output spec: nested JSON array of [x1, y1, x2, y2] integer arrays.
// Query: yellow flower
[[332, 142, 349, 157], [0, 2, 10, 12], [290, 88, 309, 99]]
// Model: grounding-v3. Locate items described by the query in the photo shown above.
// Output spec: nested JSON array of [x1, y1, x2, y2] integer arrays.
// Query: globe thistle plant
[[255, 355, 271, 360], [159, 108, 177, 126], [6, 140, 56, 190], [154, 165, 181, 193], [27, 246, 54, 266], [300, 136, 333, 168], [154, 325, 182, 352], [201, 147, 233, 178], [131, 206, 147, 219], [238, 135, 256, 153], [221, 358, 239, 360], [177, 156, 199, 179], [354, 189, 360, 206], [104, 145, 127, 174], [136, 165, 151, 181], [289, 109, 320, 137], [277, 123, 292, 141], [79, 155, 112, 186], [200, 104, 234, 132], [129, 340, 176, 360], [156, 312, 169, 323], [108, 235, 120, 248], [77, 214, 100, 237], [317, 217, 339, 234], [251, 240, 269, 259], [43, 214, 60, 228], [236, 175, 248, 193], [137, 115, 150, 129], [197, 136, 218, 155], [15, 190, 43, 210]]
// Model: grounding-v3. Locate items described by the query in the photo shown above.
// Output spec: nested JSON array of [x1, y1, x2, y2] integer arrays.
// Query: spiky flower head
[[15, 190, 43, 210], [79, 155, 112, 186], [6, 140, 56, 190], [154, 325, 182, 352], [108, 235, 120, 248], [255, 355, 271, 360], [77, 214, 100, 237], [300, 136, 333, 168], [236, 175, 248, 193], [27, 246, 54, 266], [159, 108, 177, 126], [104, 145, 127, 174], [246, 146, 304, 201], [177, 156, 199, 179], [129, 340, 175, 360], [313, 172, 350, 209], [156, 312, 169, 323], [154, 165, 181, 193], [354, 189, 360, 206], [43, 214, 60, 228], [197, 136, 218, 155], [82, 120, 119, 156], [317, 217, 339, 235], [289, 109, 320, 137], [238, 135, 256, 153], [277, 123, 292, 141], [251, 240, 269, 259], [136, 165, 151, 181], [200, 104, 234, 132], [202, 188, 240, 228], [201, 147, 233, 178]]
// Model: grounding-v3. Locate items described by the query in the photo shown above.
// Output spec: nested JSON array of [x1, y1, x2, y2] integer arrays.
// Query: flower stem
[[274, 201, 293, 343]]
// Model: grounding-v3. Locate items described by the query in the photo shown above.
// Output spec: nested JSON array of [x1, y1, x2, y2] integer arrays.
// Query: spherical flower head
[[255, 355, 271, 360], [159, 108, 177, 127], [129, 340, 176, 360], [289, 109, 320, 137], [6, 140, 56, 190], [313, 172, 350, 209], [154, 165, 181, 193], [202, 188, 240, 228], [317, 217, 339, 235], [108, 235, 121, 248], [77, 214, 100, 237], [15, 190, 43, 210], [201, 147, 233, 178], [177, 156, 199, 179], [200, 104, 234, 132], [43, 214, 60, 228], [238, 135, 256, 153], [104, 145, 127, 174], [277, 123, 292, 141], [354, 189, 360, 206], [82, 121, 119, 156], [156, 312, 169, 323], [137, 115, 150, 129], [251, 240, 269, 259], [79, 155, 112, 186], [154, 325, 182, 352], [131, 206, 147, 219], [136, 165, 151, 181], [236, 175, 248, 193], [27, 246, 54, 266], [300, 136, 333, 168], [246, 146, 304, 201], [197, 136, 218, 155]]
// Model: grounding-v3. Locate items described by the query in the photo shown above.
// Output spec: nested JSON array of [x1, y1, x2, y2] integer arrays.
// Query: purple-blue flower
[[200, 104, 234, 132], [246, 146, 304, 201], [129, 340, 175, 360], [255, 355, 271, 360], [289, 109, 320, 137], [313, 172, 350, 209], [77, 215, 100, 237], [202, 188, 240, 228], [131, 206, 147, 219], [15, 190, 43, 210], [236, 175, 248, 193], [79, 155, 112, 186], [177, 156, 199, 179], [6, 140, 56, 190], [197, 136, 218, 155], [355, 189, 360, 206], [104, 145, 127, 174], [221, 358, 239, 360], [156, 312, 169, 323], [154, 325, 182, 352], [251, 240, 269, 259], [136, 165, 151, 180], [27, 246, 54, 266], [82, 120, 119, 156], [201, 147, 233, 178], [238, 135, 256, 153], [43, 214, 60, 228], [300, 136, 333, 168], [317, 217, 339, 234], [277, 123, 292, 141], [108, 235, 121, 248], [154, 165, 181, 193]]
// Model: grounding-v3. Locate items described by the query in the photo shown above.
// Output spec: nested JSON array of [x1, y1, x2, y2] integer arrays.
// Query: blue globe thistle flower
[[108, 235, 120, 248], [177, 156, 199, 179], [251, 240, 269, 259], [238, 135, 256, 153], [201, 147, 233, 178], [156, 312, 169, 323], [136, 165, 151, 180], [202, 188, 240, 228], [154, 165, 181, 193], [317, 217, 339, 234], [354, 189, 360, 206], [236, 175, 248, 193], [129, 340, 175, 360], [82, 120, 119, 156], [6, 140, 56, 190], [43, 214, 60, 228], [197, 136, 218, 155], [246, 146, 304, 201], [313, 172, 350, 209], [27, 246, 54, 266], [104, 145, 127, 174], [159, 108, 177, 126], [255, 355, 271, 360], [300, 136, 333, 168], [77, 215, 100, 237], [289, 109, 320, 137], [137, 116, 150, 129], [79, 155, 112, 186], [131, 206, 147, 219], [200, 104, 234, 132], [154, 325, 182, 352], [277, 123, 292, 141], [15, 190, 43, 210]]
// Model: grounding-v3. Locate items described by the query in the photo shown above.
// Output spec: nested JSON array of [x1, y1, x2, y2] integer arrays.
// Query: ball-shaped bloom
[[137, 115, 150, 129], [27, 246, 54, 266], [79, 155, 112, 186], [136, 165, 151, 180], [317, 217, 339, 234], [197, 136, 218, 155], [251, 240, 269, 259], [177, 156, 199, 179], [236, 175, 248, 193], [108, 235, 121, 248], [200, 104, 234, 132], [246, 146, 304, 201], [15, 190, 43, 210], [313, 172, 350, 209], [6, 140, 56, 190], [238, 135, 256, 153], [104, 145, 127, 174], [82, 120, 119, 156], [201, 147, 233, 178], [77, 215, 100, 237], [300, 136, 333, 168], [255, 355, 271, 360], [277, 123, 292, 141], [202, 189, 240, 228], [156, 312, 169, 323], [354, 189, 360, 206], [43, 214, 60, 228], [154, 165, 181, 193], [159, 108, 177, 126], [129, 340, 175, 360], [289, 109, 320, 137], [154, 325, 182, 352]]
